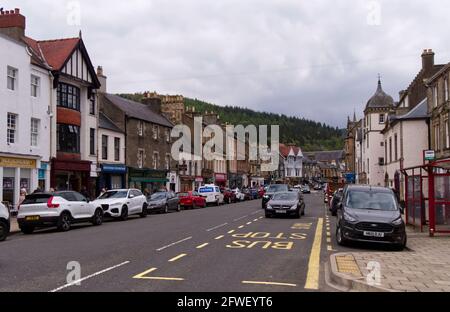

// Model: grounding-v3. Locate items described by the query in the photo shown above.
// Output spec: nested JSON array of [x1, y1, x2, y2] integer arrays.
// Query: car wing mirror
[[129, 195, 135, 199]]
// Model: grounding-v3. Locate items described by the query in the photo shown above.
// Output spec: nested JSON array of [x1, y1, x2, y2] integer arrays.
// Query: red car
[[177, 191, 207, 209], [221, 188, 237, 204]]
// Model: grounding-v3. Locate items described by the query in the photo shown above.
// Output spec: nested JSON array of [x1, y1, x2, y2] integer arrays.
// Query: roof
[[427, 62, 450, 85], [98, 112, 124, 133], [305, 150, 344, 163], [365, 79, 394, 110], [279, 143, 302, 157], [346, 185, 393, 193], [396, 98, 428, 120], [103, 93, 174, 128]]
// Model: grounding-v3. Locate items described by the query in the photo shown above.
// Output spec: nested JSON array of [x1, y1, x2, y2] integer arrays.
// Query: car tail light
[[47, 196, 60, 208]]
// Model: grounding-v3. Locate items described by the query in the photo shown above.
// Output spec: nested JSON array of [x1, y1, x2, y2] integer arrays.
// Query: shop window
[[57, 124, 80, 153]]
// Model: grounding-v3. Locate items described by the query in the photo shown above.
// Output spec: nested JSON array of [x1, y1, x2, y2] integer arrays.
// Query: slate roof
[[98, 112, 124, 133], [365, 79, 395, 110], [396, 98, 428, 120], [103, 93, 174, 128]]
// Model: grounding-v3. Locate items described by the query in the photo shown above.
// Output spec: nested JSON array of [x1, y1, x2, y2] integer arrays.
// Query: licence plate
[[275, 210, 287, 214], [363, 231, 384, 238], [25, 216, 40, 221]]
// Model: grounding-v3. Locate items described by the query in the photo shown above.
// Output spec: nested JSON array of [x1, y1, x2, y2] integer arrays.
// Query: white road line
[[49, 261, 130, 292], [251, 210, 261, 215], [206, 223, 228, 232], [156, 236, 192, 251], [233, 215, 248, 222]]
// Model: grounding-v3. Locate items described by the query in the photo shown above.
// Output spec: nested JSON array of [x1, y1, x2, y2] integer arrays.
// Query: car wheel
[[0, 220, 9, 241], [20, 225, 35, 235], [164, 204, 169, 214], [120, 206, 128, 221], [216, 200, 220, 206], [176, 204, 181, 212], [92, 208, 103, 225], [294, 210, 301, 219], [394, 235, 407, 251], [301, 207, 305, 216], [336, 224, 347, 246], [140, 203, 148, 218], [57, 212, 72, 232], [265, 212, 272, 218]]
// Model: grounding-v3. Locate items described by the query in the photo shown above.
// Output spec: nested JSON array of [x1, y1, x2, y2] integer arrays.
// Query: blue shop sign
[[101, 164, 127, 174]]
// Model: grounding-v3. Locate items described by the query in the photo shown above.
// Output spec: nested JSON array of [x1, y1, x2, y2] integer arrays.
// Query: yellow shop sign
[[0, 157, 36, 169]]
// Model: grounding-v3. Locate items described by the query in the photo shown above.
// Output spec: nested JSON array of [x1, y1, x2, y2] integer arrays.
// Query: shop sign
[[424, 150, 436, 161], [0, 157, 36, 169]]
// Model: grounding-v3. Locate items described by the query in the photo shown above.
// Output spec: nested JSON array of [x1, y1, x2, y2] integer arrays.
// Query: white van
[[198, 185, 225, 206]]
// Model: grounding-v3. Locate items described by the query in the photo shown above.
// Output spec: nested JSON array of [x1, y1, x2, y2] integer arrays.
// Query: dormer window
[[379, 114, 385, 124]]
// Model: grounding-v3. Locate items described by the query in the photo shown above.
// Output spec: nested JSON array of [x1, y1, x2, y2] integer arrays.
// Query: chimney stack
[[96, 66, 107, 93], [0, 8, 26, 41], [141, 94, 162, 114], [421, 49, 435, 73]]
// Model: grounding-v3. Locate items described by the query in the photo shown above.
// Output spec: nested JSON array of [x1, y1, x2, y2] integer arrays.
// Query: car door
[[130, 190, 141, 213], [170, 192, 178, 210], [72, 192, 92, 219], [133, 190, 145, 212], [59, 192, 82, 219]]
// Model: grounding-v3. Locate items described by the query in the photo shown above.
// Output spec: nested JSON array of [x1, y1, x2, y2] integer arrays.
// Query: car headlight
[[343, 212, 357, 222], [267, 204, 273, 209], [263, 195, 269, 199], [111, 202, 122, 206], [392, 217, 404, 226], [291, 204, 298, 210]]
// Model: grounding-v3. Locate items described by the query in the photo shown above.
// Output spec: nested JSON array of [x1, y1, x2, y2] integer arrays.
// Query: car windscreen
[[21, 194, 52, 205], [268, 185, 288, 193], [178, 193, 189, 197], [98, 191, 128, 199], [150, 192, 167, 200], [272, 193, 298, 201], [199, 187, 214, 193], [346, 190, 398, 211]]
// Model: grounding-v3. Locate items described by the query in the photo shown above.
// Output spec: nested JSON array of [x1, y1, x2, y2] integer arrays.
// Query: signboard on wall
[[424, 150, 436, 161]]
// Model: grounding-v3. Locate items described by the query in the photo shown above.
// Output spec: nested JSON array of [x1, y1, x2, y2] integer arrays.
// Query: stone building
[[143, 92, 184, 125]]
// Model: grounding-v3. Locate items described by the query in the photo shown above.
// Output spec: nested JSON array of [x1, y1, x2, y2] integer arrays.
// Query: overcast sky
[[5, 0, 450, 127]]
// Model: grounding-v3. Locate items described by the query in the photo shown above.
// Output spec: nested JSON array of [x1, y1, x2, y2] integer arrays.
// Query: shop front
[[51, 159, 92, 195], [194, 177, 204, 190], [98, 164, 127, 193], [167, 171, 178, 192], [202, 169, 214, 185], [180, 175, 194, 192], [128, 168, 168, 194], [214, 173, 227, 187], [0, 155, 42, 211], [228, 173, 239, 189]]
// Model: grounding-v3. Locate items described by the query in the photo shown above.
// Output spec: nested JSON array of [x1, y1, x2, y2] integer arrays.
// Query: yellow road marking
[[140, 276, 185, 281], [326, 231, 331, 237], [228, 230, 235, 234], [168, 253, 187, 262], [196, 243, 209, 249], [253, 219, 259, 222], [326, 238, 331, 243], [304, 218, 323, 290], [215, 235, 225, 240], [242, 281, 297, 287], [238, 225, 244, 229], [133, 267, 157, 279], [246, 222, 252, 225]]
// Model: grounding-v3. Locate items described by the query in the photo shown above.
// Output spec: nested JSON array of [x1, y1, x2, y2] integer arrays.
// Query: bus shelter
[[401, 159, 450, 236]]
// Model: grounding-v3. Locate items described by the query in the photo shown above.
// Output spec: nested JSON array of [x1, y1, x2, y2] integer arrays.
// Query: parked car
[[265, 191, 305, 218], [242, 188, 253, 201], [198, 185, 225, 206], [335, 185, 407, 250], [0, 202, 10, 241], [330, 188, 344, 216], [232, 188, 246, 201], [92, 189, 147, 220], [262, 184, 289, 208], [221, 188, 237, 204], [178, 191, 207, 209], [147, 191, 180, 213], [17, 191, 104, 233], [302, 185, 311, 194], [313, 184, 322, 191], [249, 188, 259, 199], [258, 187, 265, 198]]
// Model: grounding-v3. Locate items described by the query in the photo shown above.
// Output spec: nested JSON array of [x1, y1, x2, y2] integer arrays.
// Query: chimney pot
[[14, 8, 20, 14]]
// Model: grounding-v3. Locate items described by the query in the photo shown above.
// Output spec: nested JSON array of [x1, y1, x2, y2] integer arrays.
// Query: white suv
[[92, 189, 147, 220], [198, 185, 225, 206], [0, 202, 10, 241], [17, 191, 104, 234]]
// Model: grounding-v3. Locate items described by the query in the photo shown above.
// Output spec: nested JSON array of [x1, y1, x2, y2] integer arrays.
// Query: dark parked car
[[242, 188, 252, 201], [147, 191, 180, 213], [265, 192, 305, 218], [336, 185, 407, 250], [330, 188, 344, 216], [221, 188, 237, 204], [262, 184, 289, 208]]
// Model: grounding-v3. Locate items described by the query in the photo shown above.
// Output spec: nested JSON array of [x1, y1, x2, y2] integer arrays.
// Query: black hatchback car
[[336, 185, 407, 250]]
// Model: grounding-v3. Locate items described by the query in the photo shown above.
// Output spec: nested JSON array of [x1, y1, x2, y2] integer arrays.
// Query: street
[[0, 192, 341, 292]]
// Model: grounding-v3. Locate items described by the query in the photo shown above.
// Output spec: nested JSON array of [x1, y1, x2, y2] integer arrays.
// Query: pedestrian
[[32, 187, 42, 194], [19, 188, 27, 205], [100, 188, 107, 196], [49, 187, 55, 193], [143, 188, 150, 197]]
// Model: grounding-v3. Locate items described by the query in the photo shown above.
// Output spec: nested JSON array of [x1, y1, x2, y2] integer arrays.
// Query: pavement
[[327, 227, 450, 292], [0, 192, 337, 292]]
